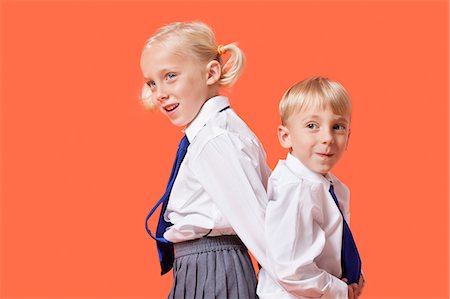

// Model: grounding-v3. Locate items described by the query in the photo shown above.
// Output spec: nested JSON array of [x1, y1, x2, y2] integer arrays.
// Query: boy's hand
[[347, 283, 358, 299], [354, 273, 366, 297], [342, 278, 359, 299]]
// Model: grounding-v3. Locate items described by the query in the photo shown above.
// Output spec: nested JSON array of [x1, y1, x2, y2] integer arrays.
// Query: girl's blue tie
[[145, 135, 190, 275]]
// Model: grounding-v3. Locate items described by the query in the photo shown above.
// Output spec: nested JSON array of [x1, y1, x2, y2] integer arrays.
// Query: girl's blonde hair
[[279, 77, 352, 125], [140, 21, 245, 109]]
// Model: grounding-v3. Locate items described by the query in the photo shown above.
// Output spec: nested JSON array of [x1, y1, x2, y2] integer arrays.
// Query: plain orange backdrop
[[1, 0, 448, 298]]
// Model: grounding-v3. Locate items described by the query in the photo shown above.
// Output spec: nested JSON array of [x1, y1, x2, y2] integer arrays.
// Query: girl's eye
[[306, 123, 318, 129], [147, 81, 156, 90], [166, 73, 176, 80], [333, 124, 346, 131]]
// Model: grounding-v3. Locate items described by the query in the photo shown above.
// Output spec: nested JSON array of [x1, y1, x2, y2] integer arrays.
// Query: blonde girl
[[141, 22, 271, 299]]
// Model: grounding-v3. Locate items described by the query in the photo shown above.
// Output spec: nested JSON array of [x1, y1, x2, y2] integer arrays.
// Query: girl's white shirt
[[164, 95, 272, 269], [257, 153, 350, 299]]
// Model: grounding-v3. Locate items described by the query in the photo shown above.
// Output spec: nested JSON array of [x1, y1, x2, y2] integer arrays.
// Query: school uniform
[[257, 153, 355, 299], [150, 96, 271, 299]]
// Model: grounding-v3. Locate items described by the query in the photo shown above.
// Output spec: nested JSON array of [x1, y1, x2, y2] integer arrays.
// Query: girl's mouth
[[164, 103, 179, 112]]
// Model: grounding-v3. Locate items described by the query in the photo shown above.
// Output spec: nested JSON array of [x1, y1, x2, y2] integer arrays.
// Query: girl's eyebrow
[[143, 67, 179, 81]]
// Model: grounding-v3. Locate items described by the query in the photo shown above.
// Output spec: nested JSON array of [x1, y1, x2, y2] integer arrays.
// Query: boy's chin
[[308, 163, 334, 175], [317, 165, 334, 175]]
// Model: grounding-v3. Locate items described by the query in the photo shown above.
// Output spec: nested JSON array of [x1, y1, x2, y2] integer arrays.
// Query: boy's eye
[[306, 123, 319, 129], [333, 124, 346, 131]]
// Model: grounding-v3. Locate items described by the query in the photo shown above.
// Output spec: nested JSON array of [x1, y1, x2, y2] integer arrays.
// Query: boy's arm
[[265, 181, 348, 299]]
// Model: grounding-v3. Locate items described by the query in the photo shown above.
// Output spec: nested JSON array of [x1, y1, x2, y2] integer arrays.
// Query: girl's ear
[[278, 125, 292, 149], [206, 60, 221, 85]]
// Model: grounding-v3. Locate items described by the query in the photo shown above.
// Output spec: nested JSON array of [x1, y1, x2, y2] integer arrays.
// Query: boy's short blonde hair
[[141, 21, 245, 110], [279, 77, 352, 125]]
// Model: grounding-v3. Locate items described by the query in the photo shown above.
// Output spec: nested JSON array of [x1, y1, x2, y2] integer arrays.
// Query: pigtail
[[218, 43, 245, 87], [141, 83, 156, 110]]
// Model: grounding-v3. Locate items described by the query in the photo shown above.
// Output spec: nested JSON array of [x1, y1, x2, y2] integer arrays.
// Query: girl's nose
[[156, 87, 169, 102]]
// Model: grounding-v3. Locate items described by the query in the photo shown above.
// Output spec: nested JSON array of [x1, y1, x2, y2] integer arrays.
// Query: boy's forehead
[[291, 106, 351, 122]]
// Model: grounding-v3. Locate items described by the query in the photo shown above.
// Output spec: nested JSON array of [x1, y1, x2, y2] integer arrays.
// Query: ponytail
[[217, 43, 245, 87]]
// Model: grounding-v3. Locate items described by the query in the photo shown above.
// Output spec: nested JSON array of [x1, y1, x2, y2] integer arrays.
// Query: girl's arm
[[189, 131, 270, 270]]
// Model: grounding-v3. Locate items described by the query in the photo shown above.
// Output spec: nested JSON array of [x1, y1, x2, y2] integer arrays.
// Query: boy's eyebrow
[[300, 114, 321, 121], [301, 114, 350, 123], [335, 116, 350, 123]]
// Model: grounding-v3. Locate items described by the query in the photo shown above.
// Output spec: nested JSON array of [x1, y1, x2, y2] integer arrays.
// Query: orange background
[[1, 0, 448, 298]]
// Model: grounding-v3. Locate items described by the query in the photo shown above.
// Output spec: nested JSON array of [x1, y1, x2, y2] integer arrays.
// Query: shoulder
[[210, 108, 259, 140], [189, 109, 264, 160], [267, 161, 325, 222], [269, 161, 324, 201]]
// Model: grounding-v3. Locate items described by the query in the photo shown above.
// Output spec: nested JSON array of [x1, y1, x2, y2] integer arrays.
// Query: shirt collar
[[285, 153, 334, 189], [184, 96, 230, 142]]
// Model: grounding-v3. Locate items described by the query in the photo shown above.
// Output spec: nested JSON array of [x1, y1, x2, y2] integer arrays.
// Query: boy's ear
[[346, 128, 351, 150], [278, 125, 292, 149], [206, 60, 221, 85]]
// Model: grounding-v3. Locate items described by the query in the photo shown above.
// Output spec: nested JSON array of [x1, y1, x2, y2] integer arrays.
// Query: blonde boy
[[257, 77, 364, 299]]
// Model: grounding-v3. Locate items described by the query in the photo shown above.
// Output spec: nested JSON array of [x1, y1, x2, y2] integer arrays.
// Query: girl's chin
[[168, 117, 190, 127]]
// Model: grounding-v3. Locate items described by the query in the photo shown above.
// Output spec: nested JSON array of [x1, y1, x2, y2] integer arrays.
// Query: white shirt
[[257, 153, 350, 299], [164, 96, 272, 268]]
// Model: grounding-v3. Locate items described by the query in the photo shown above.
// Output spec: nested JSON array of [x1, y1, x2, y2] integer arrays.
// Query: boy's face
[[140, 41, 212, 127], [279, 106, 351, 175]]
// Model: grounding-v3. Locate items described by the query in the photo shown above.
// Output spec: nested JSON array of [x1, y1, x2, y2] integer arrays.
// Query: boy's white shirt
[[164, 96, 273, 270], [257, 153, 350, 299]]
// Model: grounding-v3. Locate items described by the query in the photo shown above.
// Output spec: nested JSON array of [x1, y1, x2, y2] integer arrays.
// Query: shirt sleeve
[[189, 131, 270, 270], [265, 180, 348, 299]]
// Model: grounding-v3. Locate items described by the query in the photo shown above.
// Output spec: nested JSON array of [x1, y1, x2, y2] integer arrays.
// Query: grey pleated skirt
[[169, 235, 258, 299]]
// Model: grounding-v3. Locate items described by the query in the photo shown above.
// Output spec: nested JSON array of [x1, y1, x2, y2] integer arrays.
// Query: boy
[[257, 77, 365, 299]]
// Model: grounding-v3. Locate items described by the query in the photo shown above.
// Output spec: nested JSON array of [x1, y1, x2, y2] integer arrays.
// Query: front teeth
[[165, 104, 179, 112]]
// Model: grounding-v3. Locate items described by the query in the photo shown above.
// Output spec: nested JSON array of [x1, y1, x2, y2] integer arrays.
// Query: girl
[[141, 22, 271, 299]]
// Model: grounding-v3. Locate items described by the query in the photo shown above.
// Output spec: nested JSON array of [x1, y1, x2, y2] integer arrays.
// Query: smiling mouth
[[164, 103, 179, 112], [317, 153, 333, 158]]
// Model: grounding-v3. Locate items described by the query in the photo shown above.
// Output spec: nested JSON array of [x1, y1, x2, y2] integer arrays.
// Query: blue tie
[[329, 182, 362, 284], [145, 135, 190, 275]]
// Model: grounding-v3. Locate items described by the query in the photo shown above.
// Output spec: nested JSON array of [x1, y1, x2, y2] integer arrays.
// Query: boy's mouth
[[316, 153, 333, 159], [164, 103, 179, 112]]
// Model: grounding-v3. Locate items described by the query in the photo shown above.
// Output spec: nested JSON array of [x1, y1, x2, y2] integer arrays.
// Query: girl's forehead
[[146, 38, 178, 51], [141, 43, 185, 71], [142, 40, 182, 59], [140, 41, 205, 79], [142, 38, 202, 64]]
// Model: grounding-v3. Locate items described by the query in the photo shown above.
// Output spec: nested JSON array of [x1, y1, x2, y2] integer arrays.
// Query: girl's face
[[140, 41, 214, 127]]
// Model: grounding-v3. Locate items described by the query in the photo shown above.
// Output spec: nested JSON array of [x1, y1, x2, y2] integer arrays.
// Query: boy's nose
[[321, 129, 334, 144]]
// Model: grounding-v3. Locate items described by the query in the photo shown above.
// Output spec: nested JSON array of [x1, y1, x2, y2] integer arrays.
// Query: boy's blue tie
[[145, 135, 190, 275], [329, 182, 362, 284]]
